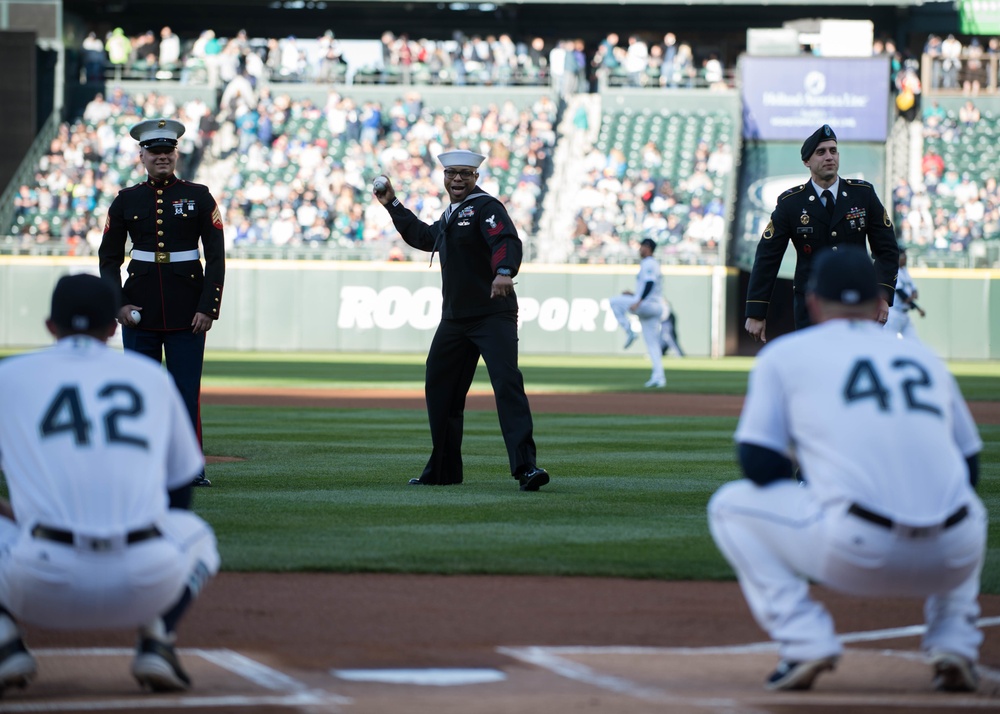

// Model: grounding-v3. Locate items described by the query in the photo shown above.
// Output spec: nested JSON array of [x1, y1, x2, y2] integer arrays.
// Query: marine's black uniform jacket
[[385, 189, 522, 318], [99, 175, 225, 329], [746, 177, 898, 328]]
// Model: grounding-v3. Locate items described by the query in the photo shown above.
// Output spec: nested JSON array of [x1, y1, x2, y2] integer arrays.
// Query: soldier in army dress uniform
[[744, 125, 898, 343], [99, 118, 225, 487]]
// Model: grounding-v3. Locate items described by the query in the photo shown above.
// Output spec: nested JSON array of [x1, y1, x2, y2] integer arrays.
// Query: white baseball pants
[[884, 310, 917, 339], [610, 294, 665, 384], [0, 510, 219, 630], [708, 480, 986, 663]]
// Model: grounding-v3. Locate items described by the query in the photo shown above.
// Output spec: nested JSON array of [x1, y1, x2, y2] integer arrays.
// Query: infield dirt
[[14, 387, 999, 712]]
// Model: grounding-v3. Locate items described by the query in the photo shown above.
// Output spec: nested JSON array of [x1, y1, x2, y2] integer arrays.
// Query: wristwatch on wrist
[[496, 267, 512, 277]]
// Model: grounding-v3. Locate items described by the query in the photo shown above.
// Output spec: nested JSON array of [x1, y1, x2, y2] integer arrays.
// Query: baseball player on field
[[885, 244, 925, 339], [709, 247, 986, 693], [660, 299, 684, 358], [0, 274, 220, 694], [609, 238, 668, 388]]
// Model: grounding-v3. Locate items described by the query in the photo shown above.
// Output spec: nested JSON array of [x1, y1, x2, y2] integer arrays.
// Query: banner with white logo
[[740, 56, 891, 142]]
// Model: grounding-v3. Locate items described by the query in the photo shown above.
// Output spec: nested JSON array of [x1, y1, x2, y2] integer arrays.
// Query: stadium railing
[[0, 112, 63, 244]]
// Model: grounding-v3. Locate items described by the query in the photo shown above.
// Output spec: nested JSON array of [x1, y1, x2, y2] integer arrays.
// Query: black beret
[[801, 124, 837, 162], [806, 246, 877, 305]]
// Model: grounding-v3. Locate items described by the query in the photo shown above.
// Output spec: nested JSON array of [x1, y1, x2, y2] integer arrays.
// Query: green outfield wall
[[0, 257, 996, 360]]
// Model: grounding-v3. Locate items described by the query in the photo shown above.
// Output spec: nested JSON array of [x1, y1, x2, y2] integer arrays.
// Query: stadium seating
[[895, 102, 1000, 267], [573, 106, 736, 264]]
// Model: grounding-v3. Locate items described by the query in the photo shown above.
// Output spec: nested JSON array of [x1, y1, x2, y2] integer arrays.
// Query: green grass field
[[188, 353, 1000, 594], [201, 351, 1000, 399], [2, 351, 998, 592]]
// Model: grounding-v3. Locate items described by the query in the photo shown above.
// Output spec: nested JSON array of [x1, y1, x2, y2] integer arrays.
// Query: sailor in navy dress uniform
[[372, 149, 549, 491], [99, 118, 225, 487], [745, 125, 899, 343]]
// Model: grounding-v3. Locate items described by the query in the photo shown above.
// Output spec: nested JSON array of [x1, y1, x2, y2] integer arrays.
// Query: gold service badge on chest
[[800, 210, 810, 225]]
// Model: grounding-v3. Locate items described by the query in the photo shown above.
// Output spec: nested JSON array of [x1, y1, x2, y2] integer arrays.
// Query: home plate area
[[6, 631, 1000, 714], [0, 647, 350, 711]]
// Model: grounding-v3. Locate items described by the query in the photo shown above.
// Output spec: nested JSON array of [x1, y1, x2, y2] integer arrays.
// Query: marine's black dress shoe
[[518, 467, 550, 492], [408, 478, 425, 485]]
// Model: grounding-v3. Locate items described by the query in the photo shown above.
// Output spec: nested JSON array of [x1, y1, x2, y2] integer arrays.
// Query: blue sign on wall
[[740, 56, 891, 143]]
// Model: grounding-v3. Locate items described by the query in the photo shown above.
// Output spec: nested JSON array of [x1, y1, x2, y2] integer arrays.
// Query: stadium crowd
[[76, 26, 736, 91], [566, 134, 733, 264], [79, 26, 1000, 96], [923, 34, 1000, 94], [890, 99, 1000, 267], [8, 86, 558, 261], [217, 88, 558, 256], [7, 27, 1000, 266]]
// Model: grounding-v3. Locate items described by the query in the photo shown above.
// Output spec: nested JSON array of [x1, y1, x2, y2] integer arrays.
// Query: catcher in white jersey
[[708, 247, 985, 693], [610, 238, 668, 388], [0, 274, 220, 694]]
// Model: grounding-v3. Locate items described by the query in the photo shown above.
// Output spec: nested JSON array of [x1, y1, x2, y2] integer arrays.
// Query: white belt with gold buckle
[[131, 249, 200, 264]]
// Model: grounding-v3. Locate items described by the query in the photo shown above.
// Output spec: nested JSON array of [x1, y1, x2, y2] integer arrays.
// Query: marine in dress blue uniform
[[745, 125, 899, 343], [373, 149, 549, 491], [99, 118, 225, 487]]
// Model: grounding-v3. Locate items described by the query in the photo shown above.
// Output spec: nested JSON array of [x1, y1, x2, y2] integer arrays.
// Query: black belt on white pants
[[31, 524, 161, 551], [847, 503, 969, 538]]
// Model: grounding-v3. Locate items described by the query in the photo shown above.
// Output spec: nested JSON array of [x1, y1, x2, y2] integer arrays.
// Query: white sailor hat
[[437, 149, 486, 168], [130, 118, 186, 149]]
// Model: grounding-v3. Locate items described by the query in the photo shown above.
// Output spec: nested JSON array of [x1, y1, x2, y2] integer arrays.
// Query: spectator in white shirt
[[159, 27, 181, 69]]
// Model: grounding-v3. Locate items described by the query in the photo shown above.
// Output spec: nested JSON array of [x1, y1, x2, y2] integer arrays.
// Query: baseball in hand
[[130, 309, 141, 324], [373, 176, 388, 195]]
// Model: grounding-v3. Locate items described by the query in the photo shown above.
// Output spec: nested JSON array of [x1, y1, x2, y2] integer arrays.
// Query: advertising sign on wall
[[960, 0, 1000, 33], [740, 56, 891, 142]]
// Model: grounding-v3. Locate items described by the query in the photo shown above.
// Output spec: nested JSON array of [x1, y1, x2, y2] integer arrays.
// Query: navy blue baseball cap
[[806, 246, 878, 305], [50, 274, 119, 332]]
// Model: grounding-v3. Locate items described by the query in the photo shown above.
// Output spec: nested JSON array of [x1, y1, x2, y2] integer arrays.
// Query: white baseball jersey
[[634, 255, 664, 305], [885, 264, 918, 338], [735, 318, 980, 523], [890, 265, 917, 316], [0, 336, 204, 533], [712, 318, 986, 664], [0, 336, 217, 630], [610, 254, 667, 385]]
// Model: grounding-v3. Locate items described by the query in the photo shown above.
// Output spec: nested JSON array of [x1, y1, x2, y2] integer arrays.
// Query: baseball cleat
[[644, 378, 666, 388], [623, 331, 637, 349], [0, 638, 36, 693], [930, 652, 978, 692], [132, 637, 191, 693], [518, 467, 549, 492], [764, 655, 838, 691], [192, 474, 211, 487]]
